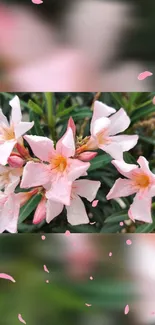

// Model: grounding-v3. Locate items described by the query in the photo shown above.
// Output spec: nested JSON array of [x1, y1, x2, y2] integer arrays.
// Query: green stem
[[45, 92, 56, 140]]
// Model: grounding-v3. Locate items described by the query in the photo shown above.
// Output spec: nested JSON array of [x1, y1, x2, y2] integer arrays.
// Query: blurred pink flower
[[0, 96, 34, 165], [21, 128, 90, 205], [107, 156, 155, 223], [0, 192, 20, 233], [0, 164, 22, 195], [87, 101, 138, 159]]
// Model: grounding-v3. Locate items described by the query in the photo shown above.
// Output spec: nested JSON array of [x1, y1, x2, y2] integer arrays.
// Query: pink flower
[[46, 179, 101, 225], [87, 100, 138, 160], [0, 165, 22, 194], [8, 155, 24, 168], [21, 127, 90, 205], [0, 96, 34, 165], [0, 192, 20, 233], [33, 196, 46, 224], [107, 156, 155, 223]]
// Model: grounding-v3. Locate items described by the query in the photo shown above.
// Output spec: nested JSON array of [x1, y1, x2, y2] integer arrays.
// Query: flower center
[[51, 155, 67, 173], [134, 173, 150, 189], [97, 130, 109, 145], [0, 125, 15, 141]]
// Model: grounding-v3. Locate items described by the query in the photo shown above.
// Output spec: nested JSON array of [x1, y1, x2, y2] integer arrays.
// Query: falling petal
[[153, 97, 155, 105], [109, 252, 112, 257], [90, 276, 93, 280], [46, 280, 49, 283], [18, 314, 26, 324], [124, 305, 129, 315], [89, 222, 96, 225], [41, 235, 46, 240], [43, 265, 49, 273], [0, 273, 16, 282], [32, 0, 43, 4], [85, 303, 92, 307], [92, 200, 99, 207], [120, 222, 124, 226], [126, 239, 132, 246], [138, 71, 153, 80], [65, 230, 71, 236]]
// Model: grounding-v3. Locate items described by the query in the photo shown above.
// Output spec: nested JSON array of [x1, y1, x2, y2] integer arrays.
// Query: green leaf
[[88, 154, 112, 172], [29, 111, 44, 136], [18, 194, 42, 224], [130, 104, 155, 124], [105, 210, 129, 224], [135, 223, 155, 233], [61, 108, 92, 121], [123, 152, 137, 164], [28, 99, 43, 116], [56, 105, 77, 117], [68, 224, 98, 233], [100, 223, 121, 233], [57, 95, 70, 112], [139, 135, 155, 145]]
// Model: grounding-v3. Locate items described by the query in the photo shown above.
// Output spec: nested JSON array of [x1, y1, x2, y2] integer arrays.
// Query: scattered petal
[[120, 222, 124, 226], [109, 252, 112, 257], [85, 303, 92, 307], [89, 221, 96, 225], [90, 276, 93, 280], [153, 97, 155, 105], [138, 71, 153, 80], [41, 235, 46, 240], [46, 280, 49, 283], [0, 273, 16, 282], [126, 239, 132, 246], [92, 200, 99, 207], [43, 265, 49, 273], [18, 314, 26, 324], [124, 304, 129, 315], [32, 0, 43, 3], [65, 230, 71, 236]]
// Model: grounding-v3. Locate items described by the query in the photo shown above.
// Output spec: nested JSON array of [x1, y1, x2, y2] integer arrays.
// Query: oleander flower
[[21, 127, 90, 205], [0, 191, 20, 233], [0, 96, 34, 165], [33, 179, 101, 226], [107, 156, 155, 223], [86, 100, 138, 160]]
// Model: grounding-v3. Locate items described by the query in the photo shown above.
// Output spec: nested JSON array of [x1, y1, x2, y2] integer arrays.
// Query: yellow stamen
[[134, 173, 150, 189], [1, 126, 15, 141], [50, 155, 67, 173]]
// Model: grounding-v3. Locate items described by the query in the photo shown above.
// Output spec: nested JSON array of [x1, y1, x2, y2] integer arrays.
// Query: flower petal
[[33, 197, 46, 224], [67, 159, 90, 182], [100, 142, 123, 160], [74, 179, 101, 202], [0, 140, 16, 165], [110, 134, 138, 152], [24, 135, 54, 162], [91, 100, 116, 134], [5, 174, 20, 195], [92, 117, 111, 136], [5, 195, 20, 233], [9, 95, 22, 125], [56, 127, 75, 158], [128, 193, 152, 223], [46, 199, 64, 223], [66, 195, 89, 225], [20, 161, 50, 188], [0, 109, 9, 127], [112, 160, 138, 178], [46, 177, 72, 206], [0, 194, 20, 233], [108, 108, 130, 135], [107, 178, 136, 200], [14, 121, 34, 139], [137, 156, 155, 179]]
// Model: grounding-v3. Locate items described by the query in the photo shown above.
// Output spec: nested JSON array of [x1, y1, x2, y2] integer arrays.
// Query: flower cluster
[[0, 96, 154, 233]]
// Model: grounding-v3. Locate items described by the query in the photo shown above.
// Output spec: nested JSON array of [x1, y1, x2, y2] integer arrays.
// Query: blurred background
[[1, 91, 155, 233], [0, 0, 155, 91]]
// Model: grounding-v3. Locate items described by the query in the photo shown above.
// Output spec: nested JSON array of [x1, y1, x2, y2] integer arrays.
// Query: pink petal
[[8, 155, 24, 168], [110, 134, 138, 152], [85, 303, 92, 307], [56, 127, 75, 158], [153, 96, 155, 105], [100, 142, 123, 160], [109, 252, 112, 257], [0, 273, 16, 282], [46, 199, 64, 223], [4, 174, 20, 195], [77, 151, 98, 162], [138, 71, 153, 80], [18, 314, 26, 324], [108, 108, 130, 136], [0, 194, 20, 233], [67, 159, 90, 182], [43, 265, 49, 273], [92, 200, 99, 207], [67, 117, 76, 138], [111, 160, 138, 179], [0, 108, 9, 127], [33, 197, 46, 224], [0, 140, 16, 165], [41, 235, 46, 240], [92, 116, 111, 137], [9, 95, 22, 125], [46, 177, 72, 206], [126, 239, 132, 245], [65, 230, 71, 236], [74, 179, 101, 202], [128, 193, 152, 223], [14, 121, 34, 139], [90, 276, 93, 280], [107, 178, 136, 200], [91, 100, 116, 134], [21, 161, 50, 188], [32, 0, 43, 3], [24, 135, 54, 162], [137, 156, 153, 178], [124, 305, 129, 315], [66, 195, 89, 225]]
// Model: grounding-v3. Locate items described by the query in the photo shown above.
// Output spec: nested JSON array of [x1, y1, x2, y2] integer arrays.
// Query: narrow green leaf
[[105, 210, 129, 223], [135, 223, 155, 233], [68, 224, 98, 233], [131, 104, 155, 124], [56, 105, 77, 117], [123, 152, 137, 164], [57, 95, 70, 112], [100, 223, 121, 233], [29, 111, 44, 136], [18, 194, 42, 224], [28, 99, 43, 116], [88, 154, 112, 172], [139, 135, 155, 145]]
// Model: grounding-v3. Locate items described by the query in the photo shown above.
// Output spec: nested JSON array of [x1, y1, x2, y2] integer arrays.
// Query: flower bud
[[16, 189, 38, 207], [16, 143, 30, 159], [33, 197, 46, 224], [8, 155, 24, 168], [78, 151, 97, 162], [67, 117, 76, 137]]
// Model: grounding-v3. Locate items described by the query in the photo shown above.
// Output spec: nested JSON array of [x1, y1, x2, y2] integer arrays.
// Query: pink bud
[[33, 197, 46, 224], [78, 151, 97, 162], [8, 155, 24, 168], [16, 189, 39, 207], [16, 143, 30, 158], [67, 117, 76, 137]]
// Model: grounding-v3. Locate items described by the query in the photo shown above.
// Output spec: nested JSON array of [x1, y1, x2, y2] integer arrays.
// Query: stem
[[45, 92, 56, 140]]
